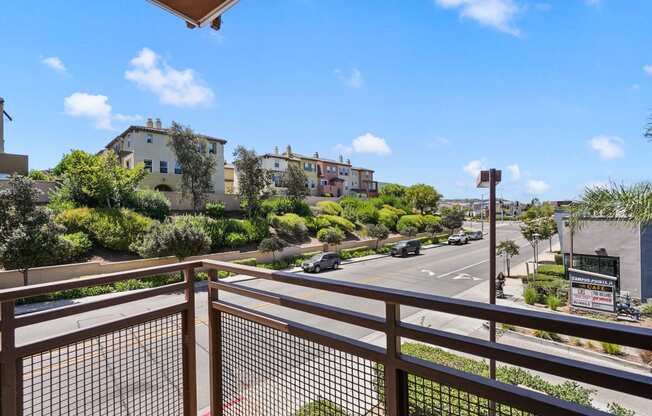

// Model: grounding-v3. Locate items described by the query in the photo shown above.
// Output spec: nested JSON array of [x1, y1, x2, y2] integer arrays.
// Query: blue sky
[[1, 0, 651, 201]]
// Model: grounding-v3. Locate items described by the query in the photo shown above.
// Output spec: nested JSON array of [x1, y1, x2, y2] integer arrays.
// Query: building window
[[127, 141, 130, 148], [274, 161, 280, 169], [564, 253, 620, 278], [146, 134, 153, 144], [126, 160, 131, 169], [209, 143, 217, 154], [175, 161, 182, 174], [160, 161, 168, 174], [144, 159, 152, 172]]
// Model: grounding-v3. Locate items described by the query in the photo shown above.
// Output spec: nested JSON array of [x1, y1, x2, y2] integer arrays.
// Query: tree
[[497, 240, 520, 277], [367, 223, 389, 249], [425, 221, 444, 241], [521, 203, 555, 221], [168, 122, 218, 212], [317, 227, 345, 250], [0, 176, 69, 285], [571, 182, 652, 226], [405, 184, 442, 214], [283, 164, 309, 201], [51, 150, 147, 209], [258, 236, 288, 262], [380, 183, 407, 199], [233, 146, 272, 218], [400, 226, 418, 237], [133, 219, 211, 261], [440, 206, 465, 232]]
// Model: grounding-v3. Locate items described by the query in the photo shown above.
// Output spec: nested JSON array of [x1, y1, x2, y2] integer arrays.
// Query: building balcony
[[0, 260, 650, 415]]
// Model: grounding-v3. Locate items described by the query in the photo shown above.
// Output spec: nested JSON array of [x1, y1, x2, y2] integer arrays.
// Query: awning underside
[[149, 0, 238, 27]]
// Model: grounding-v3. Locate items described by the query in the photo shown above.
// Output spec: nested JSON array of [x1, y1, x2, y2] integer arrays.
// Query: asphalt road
[[14, 222, 539, 412]]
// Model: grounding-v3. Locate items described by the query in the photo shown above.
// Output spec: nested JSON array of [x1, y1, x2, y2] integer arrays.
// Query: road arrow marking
[[421, 269, 436, 277]]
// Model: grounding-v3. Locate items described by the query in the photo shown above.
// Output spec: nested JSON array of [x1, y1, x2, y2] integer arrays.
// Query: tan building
[[224, 163, 236, 194], [0, 97, 28, 178], [102, 118, 226, 194]]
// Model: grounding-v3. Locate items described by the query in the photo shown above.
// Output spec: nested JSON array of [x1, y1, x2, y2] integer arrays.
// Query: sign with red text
[[569, 268, 617, 313]]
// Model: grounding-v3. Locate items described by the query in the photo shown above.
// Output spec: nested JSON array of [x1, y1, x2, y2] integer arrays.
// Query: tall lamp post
[[476, 169, 501, 383], [533, 232, 541, 275]]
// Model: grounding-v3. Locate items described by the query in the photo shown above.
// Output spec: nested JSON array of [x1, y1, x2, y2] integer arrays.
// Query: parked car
[[302, 252, 340, 273], [448, 232, 469, 245], [467, 230, 483, 240], [391, 239, 421, 257]]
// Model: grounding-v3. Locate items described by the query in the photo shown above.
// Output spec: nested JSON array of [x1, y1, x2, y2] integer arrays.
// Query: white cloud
[[352, 133, 391, 155], [434, 0, 521, 36], [463, 159, 485, 178], [42, 56, 66, 73], [64, 92, 140, 130], [643, 65, 652, 76], [589, 135, 624, 160], [335, 68, 363, 88], [527, 179, 550, 194], [507, 164, 521, 181], [125, 48, 215, 107]]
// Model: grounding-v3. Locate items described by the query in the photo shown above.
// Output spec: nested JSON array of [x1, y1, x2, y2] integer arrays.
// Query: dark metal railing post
[[182, 268, 198, 416], [385, 302, 408, 416], [208, 269, 224, 416], [1, 300, 19, 416]]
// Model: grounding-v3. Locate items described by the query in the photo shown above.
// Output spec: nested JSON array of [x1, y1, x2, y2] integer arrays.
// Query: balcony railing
[[0, 260, 650, 415]]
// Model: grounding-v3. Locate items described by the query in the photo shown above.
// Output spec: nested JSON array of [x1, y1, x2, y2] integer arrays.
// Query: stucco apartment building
[[0, 97, 28, 179], [255, 146, 377, 197], [102, 118, 226, 195]]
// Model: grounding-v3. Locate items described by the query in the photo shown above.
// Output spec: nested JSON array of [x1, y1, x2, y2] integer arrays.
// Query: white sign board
[[569, 268, 617, 313]]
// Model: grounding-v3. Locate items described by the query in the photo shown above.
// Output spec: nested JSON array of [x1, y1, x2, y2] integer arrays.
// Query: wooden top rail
[[202, 260, 652, 350]]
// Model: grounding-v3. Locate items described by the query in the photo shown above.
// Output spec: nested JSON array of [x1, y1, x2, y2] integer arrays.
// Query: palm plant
[[571, 182, 652, 227]]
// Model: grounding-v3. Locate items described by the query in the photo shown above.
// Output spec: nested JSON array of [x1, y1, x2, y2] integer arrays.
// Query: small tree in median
[[497, 240, 520, 277], [233, 146, 272, 219], [317, 227, 345, 251], [168, 122, 217, 213], [258, 236, 288, 263], [133, 220, 211, 262], [440, 206, 465, 233], [283, 164, 309, 201], [367, 223, 389, 249], [400, 225, 418, 238], [0, 175, 69, 285]]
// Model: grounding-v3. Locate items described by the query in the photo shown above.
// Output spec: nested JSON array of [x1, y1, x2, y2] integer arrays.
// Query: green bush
[[607, 403, 636, 416], [524, 287, 538, 305], [529, 276, 568, 303], [601, 342, 623, 355], [396, 215, 425, 233], [318, 215, 355, 233], [338, 196, 363, 210], [57, 207, 153, 252], [270, 213, 308, 239], [233, 258, 258, 267], [316, 201, 342, 216], [127, 189, 170, 221], [546, 295, 561, 311], [378, 207, 400, 231], [390, 343, 595, 413], [132, 219, 211, 260], [306, 216, 332, 233], [355, 202, 379, 224], [538, 264, 566, 278], [176, 216, 268, 250], [641, 302, 652, 317], [261, 197, 311, 217], [317, 227, 345, 246], [225, 232, 248, 248], [421, 214, 442, 228], [205, 201, 226, 219], [59, 232, 93, 261], [554, 253, 564, 265], [294, 400, 347, 416], [339, 247, 377, 260], [534, 330, 563, 342]]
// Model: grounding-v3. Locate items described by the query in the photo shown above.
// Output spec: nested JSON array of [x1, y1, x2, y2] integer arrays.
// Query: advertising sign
[[568, 268, 617, 313]]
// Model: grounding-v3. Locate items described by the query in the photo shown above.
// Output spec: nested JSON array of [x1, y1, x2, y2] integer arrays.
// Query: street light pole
[[476, 169, 501, 385]]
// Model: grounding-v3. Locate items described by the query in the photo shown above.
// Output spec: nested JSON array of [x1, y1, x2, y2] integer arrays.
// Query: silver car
[[467, 230, 483, 240], [448, 232, 469, 245]]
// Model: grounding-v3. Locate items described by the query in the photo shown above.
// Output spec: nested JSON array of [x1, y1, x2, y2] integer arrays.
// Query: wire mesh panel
[[220, 312, 385, 416], [405, 371, 534, 416], [21, 313, 184, 416]]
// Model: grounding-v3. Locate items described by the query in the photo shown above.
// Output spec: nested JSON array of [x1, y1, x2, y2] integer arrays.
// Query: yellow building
[[224, 163, 236, 194]]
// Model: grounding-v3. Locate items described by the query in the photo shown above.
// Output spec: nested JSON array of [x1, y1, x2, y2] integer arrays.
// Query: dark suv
[[302, 252, 340, 273], [391, 240, 421, 257]]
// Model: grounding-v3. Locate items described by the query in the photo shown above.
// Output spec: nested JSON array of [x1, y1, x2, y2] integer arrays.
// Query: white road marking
[[421, 269, 436, 277], [438, 259, 489, 278]]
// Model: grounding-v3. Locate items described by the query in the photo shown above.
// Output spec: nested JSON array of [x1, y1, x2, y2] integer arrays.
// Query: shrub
[[294, 400, 346, 416], [132, 220, 211, 260], [523, 287, 537, 305], [378, 206, 403, 231], [355, 203, 379, 224], [396, 215, 424, 232], [306, 216, 332, 233], [338, 196, 363, 210], [269, 214, 308, 239], [225, 232, 248, 248], [59, 232, 93, 261], [57, 207, 153, 252], [400, 226, 418, 237], [546, 295, 561, 311], [538, 264, 566, 278], [607, 403, 636, 416], [317, 227, 345, 246], [205, 201, 226, 219], [640, 301, 652, 317], [421, 214, 442, 228], [261, 197, 311, 217], [601, 342, 623, 356], [554, 253, 564, 265], [316, 201, 342, 216], [341, 205, 358, 223], [319, 215, 355, 233], [258, 236, 288, 262], [534, 330, 563, 342], [127, 189, 170, 221], [639, 350, 652, 366], [367, 224, 390, 248], [529, 276, 568, 303]]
